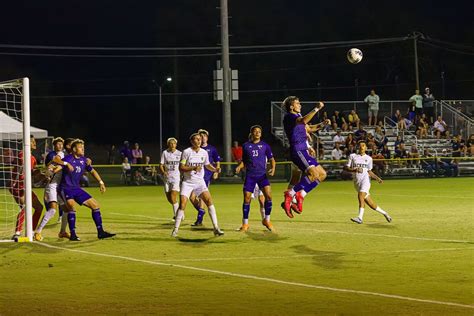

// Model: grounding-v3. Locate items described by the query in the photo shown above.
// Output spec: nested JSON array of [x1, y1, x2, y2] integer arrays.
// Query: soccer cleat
[[191, 220, 203, 227], [58, 231, 71, 239], [350, 217, 363, 224], [291, 203, 300, 214], [11, 233, 20, 241], [98, 231, 116, 239], [262, 219, 274, 232], [384, 214, 392, 223], [213, 228, 224, 236], [69, 235, 81, 241], [282, 191, 294, 218], [238, 224, 249, 232], [294, 191, 304, 214], [56, 217, 62, 224], [171, 229, 178, 238], [33, 232, 43, 241]]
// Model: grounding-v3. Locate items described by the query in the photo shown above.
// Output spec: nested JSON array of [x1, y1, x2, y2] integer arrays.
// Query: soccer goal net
[[0, 78, 33, 242]]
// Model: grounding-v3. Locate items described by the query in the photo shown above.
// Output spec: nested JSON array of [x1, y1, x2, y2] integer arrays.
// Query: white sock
[[288, 189, 296, 196], [243, 218, 249, 225], [358, 207, 365, 219], [172, 203, 179, 216], [374, 206, 388, 216], [208, 205, 219, 229], [174, 210, 184, 230], [300, 190, 307, 198], [264, 215, 271, 222], [60, 211, 68, 232], [36, 208, 56, 233], [259, 208, 265, 220]]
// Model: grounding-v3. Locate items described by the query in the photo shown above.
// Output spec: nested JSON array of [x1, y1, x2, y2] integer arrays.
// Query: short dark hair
[[282, 96, 298, 112], [71, 139, 84, 149], [52, 137, 64, 145], [189, 133, 201, 141], [64, 138, 76, 147], [250, 125, 262, 133]]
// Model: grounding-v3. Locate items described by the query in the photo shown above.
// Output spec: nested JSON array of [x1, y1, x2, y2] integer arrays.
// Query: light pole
[[153, 77, 172, 156]]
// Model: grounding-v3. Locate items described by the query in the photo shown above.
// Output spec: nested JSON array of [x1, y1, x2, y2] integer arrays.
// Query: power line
[[419, 41, 474, 56]]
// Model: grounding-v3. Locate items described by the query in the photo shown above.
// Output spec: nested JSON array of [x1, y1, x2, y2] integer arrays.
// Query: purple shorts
[[291, 149, 319, 173], [243, 174, 270, 193], [204, 176, 211, 188], [62, 187, 92, 205]]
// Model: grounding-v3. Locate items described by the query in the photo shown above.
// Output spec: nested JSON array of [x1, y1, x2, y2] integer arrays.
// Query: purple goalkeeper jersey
[[60, 154, 93, 189], [283, 112, 308, 151], [202, 144, 221, 181], [242, 141, 273, 177]]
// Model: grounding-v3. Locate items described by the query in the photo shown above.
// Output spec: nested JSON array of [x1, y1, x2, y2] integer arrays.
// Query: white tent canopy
[[0, 111, 48, 140]]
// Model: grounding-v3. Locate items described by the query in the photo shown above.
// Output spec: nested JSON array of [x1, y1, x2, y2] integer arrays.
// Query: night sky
[[0, 0, 472, 147]]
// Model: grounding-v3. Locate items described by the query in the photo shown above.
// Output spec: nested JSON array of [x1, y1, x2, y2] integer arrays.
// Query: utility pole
[[220, 0, 232, 175], [413, 31, 421, 91]]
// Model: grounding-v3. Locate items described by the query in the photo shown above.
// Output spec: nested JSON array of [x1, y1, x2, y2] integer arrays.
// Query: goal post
[[0, 77, 33, 242]]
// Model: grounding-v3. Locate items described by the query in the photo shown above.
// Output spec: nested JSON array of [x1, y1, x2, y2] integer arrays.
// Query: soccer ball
[[347, 48, 363, 64]]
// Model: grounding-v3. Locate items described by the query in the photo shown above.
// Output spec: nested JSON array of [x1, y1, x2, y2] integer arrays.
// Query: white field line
[[35, 242, 474, 310], [317, 191, 474, 200], [156, 247, 474, 262], [110, 212, 473, 244]]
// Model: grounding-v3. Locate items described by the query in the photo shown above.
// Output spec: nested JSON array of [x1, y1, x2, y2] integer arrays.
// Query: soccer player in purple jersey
[[190, 129, 221, 226], [235, 125, 276, 232], [282, 96, 327, 218], [59, 139, 115, 241]]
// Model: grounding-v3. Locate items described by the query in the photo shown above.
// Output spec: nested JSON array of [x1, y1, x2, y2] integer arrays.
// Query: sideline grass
[[1, 178, 473, 315]]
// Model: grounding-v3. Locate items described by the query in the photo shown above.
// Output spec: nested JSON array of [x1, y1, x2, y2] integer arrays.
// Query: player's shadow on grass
[[365, 223, 398, 229], [291, 245, 346, 269], [245, 231, 288, 242]]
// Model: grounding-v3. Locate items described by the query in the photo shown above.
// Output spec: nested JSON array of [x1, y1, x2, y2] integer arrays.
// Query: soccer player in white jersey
[[172, 133, 224, 237], [159, 138, 182, 220], [344, 140, 392, 224], [34, 137, 69, 241]]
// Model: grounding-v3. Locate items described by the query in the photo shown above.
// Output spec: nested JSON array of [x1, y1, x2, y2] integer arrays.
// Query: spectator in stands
[[366, 133, 376, 150], [333, 130, 345, 145], [364, 89, 380, 126], [409, 89, 423, 117], [416, 114, 429, 139], [434, 116, 450, 139], [408, 144, 420, 167], [107, 145, 117, 164], [394, 135, 404, 150], [468, 134, 474, 156], [451, 135, 467, 170], [366, 142, 377, 156], [347, 109, 360, 130], [407, 102, 417, 125], [374, 126, 385, 148], [344, 143, 356, 158], [421, 149, 438, 177], [354, 126, 367, 141], [395, 142, 409, 167], [331, 142, 344, 160], [345, 132, 356, 149], [120, 141, 133, 163], [319, 111, 331, 132], [439, 149, 458, 177], [122, 157, 132, 184], [393, 109, 407, 130], [316, 137, 325, 160], [381, 144, 391, 159], [132, 143, 143, 164], [422, 87, 435, 124], [231, 140, 243, 177], [372, 149, 386, 176], [143, 156, 158, 184], [332, 110, 348, 131]]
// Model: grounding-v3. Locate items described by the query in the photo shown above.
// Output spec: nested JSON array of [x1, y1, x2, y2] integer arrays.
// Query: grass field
[[1, 177, 473, 315]]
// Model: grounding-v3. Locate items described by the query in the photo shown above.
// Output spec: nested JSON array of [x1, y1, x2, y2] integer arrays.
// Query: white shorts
[[164, 178, 180, 193], [180, 179, 208, 199], [44, 182, 65, 205], [354, 179, 371, 195], [251, 185, 264, 199]]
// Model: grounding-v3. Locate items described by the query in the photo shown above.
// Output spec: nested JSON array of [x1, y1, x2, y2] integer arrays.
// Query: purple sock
[[67, 212, 77, 237], [242, 203, 250, 219], [264, 200, 272, 216], [304, 179, 320, 194], [293, 176, 312, 192], [92, 209, 104, 233], [196, 208, 205, 222]]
